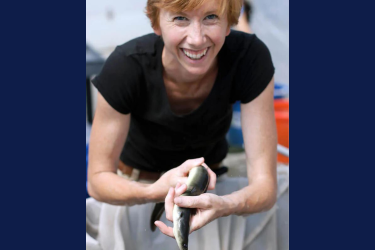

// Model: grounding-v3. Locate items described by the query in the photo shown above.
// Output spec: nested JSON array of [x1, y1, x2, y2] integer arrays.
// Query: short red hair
[[145, 0, 243, 30]]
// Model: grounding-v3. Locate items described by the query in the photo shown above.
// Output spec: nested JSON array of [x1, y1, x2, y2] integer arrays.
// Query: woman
[[86, 0, 277, 249]]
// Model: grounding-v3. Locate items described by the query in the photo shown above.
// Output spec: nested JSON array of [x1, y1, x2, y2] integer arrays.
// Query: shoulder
[[224, 30, 255, 49], [224, 30, 269, 56], [116, 33, 160, 57], [100, 33, 161, 74], [220, 30, 272, 70], [224, 31, 275, 104]]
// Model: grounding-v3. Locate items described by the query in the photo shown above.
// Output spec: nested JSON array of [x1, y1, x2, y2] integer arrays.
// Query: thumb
[[174, 195, 209, 209], [180, 157, 205, 174]]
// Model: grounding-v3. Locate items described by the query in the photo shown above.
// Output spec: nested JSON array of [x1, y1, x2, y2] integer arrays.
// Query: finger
[[177, 177, 188, 186], [179, 157, 205, 175], [174, 195, 210, 209], [189, 215, 206, 233], [189, 210, 216, 233], [154, 221, 175, 238], [165, 187, 175, 221], [175, 182, 181, 190], [202, 163, 216, 190], [175, 183, 187, 197], [189, 218, 202, 233]]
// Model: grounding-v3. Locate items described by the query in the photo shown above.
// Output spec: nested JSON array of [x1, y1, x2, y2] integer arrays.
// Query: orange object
[[274, 99, 289, 163]]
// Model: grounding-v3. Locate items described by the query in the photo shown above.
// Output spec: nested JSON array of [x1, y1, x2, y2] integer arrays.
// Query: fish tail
[[150, 202, 165, 231]]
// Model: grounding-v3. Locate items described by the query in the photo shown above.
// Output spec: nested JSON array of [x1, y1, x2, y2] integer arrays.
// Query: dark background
[[1, 0, 374, 249]]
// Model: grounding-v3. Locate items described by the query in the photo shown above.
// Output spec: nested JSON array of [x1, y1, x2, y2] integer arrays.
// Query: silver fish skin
[[184, 166, 210, 196], [173, 203, 190, 250], [173, 165, 210, 250]]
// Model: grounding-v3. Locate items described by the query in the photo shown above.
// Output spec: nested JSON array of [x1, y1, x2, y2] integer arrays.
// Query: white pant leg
[[86, 198, 103, 250], [86, 169, 289, 250], [213, 175, 278, 250], [86, 199, 179, 250], [276, 166, 289, 250]]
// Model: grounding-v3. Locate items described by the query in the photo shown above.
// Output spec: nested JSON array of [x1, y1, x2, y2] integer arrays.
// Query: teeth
[[183, 48, 208, 60]]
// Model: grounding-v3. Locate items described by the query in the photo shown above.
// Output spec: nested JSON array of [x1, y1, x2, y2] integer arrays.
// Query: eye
[[174, 16, 188, 21], [205, 14, 218, 20]]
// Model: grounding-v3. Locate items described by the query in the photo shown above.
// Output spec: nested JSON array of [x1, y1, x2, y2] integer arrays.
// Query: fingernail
[[177, 184, 185, 192], [194, 157, 203, 163]]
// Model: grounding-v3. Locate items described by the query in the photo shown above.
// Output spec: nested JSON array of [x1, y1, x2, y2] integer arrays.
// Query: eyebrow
[[173, 8, 219, 16], [204, 9, 219, 15]]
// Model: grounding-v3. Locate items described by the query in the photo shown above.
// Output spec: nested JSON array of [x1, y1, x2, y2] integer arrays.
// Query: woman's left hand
[[154, 183, 230, 237]]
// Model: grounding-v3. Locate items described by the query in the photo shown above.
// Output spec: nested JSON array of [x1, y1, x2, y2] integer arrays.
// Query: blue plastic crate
[[274, 82, 289, 99], [86, 144, 90, 198], [226, 101, 244, 148]]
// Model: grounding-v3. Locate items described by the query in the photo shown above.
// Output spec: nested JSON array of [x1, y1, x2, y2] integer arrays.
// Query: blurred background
[[86, 1, 289, 248], [86, 0, 289, 189]]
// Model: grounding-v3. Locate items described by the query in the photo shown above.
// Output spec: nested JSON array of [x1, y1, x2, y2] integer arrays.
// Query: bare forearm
[[221, 178, 277, 216], [88, 172, 154, 206]]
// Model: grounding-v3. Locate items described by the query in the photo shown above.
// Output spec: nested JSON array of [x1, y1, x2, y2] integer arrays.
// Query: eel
[[173, 165, 210, 250], [149, 165, 210, 249], [150, 202, 165, 232]]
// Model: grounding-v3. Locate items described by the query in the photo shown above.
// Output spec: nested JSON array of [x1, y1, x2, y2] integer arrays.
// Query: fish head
[[176, 239, 188, 250], [173, 205, 191, 250], [186, 165, 210, 196]]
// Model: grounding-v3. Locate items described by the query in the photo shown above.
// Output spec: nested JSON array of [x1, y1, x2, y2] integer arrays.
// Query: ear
[[226, 26, 231, 36], [153, 26, 162, 36]]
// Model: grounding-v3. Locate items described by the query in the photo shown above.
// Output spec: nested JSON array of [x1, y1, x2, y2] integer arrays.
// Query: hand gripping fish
[[173, 165, 210, 250], [149, 165, 210, 249]]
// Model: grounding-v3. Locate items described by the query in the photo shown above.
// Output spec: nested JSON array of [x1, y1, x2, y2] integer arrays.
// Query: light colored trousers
[[86, 167, 289, 250]]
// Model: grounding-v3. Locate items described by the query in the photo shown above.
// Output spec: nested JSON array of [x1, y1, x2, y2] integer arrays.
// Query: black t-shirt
[[92, 30, 274, 172]]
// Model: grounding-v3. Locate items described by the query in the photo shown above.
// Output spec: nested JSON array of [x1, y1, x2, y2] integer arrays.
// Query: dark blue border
[[291, 1, 375, 249], [3, 0, 375, 248], [1, 1, 84, 248]]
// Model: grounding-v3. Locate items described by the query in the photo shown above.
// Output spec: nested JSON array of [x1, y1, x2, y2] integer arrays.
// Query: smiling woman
[[86, 0, 279, 249], [155, 0, 230, 78]]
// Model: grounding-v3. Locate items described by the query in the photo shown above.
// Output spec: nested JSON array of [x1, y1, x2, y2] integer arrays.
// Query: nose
[[187, 21, 205, 48]]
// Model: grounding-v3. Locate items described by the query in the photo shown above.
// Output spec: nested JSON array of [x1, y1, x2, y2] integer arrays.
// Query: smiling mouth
[[181, 48, 209, 60]]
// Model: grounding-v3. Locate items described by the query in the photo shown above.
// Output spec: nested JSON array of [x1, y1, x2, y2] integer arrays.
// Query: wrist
[[89, 172, 154, 205], [223, 183, 277, 216], [145, 182, 165, 203], [220, 195, 241, 217], [128, 181, 154, 204]]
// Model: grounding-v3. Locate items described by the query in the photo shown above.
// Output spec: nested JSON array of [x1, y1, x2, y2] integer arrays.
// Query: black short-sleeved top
[[92, 30, 274, 172]]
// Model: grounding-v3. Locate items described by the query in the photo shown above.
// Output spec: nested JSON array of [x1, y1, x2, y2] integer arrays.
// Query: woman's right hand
[[149, 157, 217, 202]]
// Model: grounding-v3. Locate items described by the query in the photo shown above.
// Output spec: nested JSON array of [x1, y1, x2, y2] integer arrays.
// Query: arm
[[155, 78, 277, 236], [87, 93, 152, 206], [87, 93, 217, 206], [223, 77, 277, 215]]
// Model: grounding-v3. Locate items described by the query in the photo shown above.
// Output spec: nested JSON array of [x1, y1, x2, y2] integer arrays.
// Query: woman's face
[[154, 0, 230, 77]]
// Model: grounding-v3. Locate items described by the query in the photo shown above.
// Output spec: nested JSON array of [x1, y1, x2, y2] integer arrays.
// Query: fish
[[150, 202, 165, 232], [150, 166, 211, 232], [173, 165, 210, 250]]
